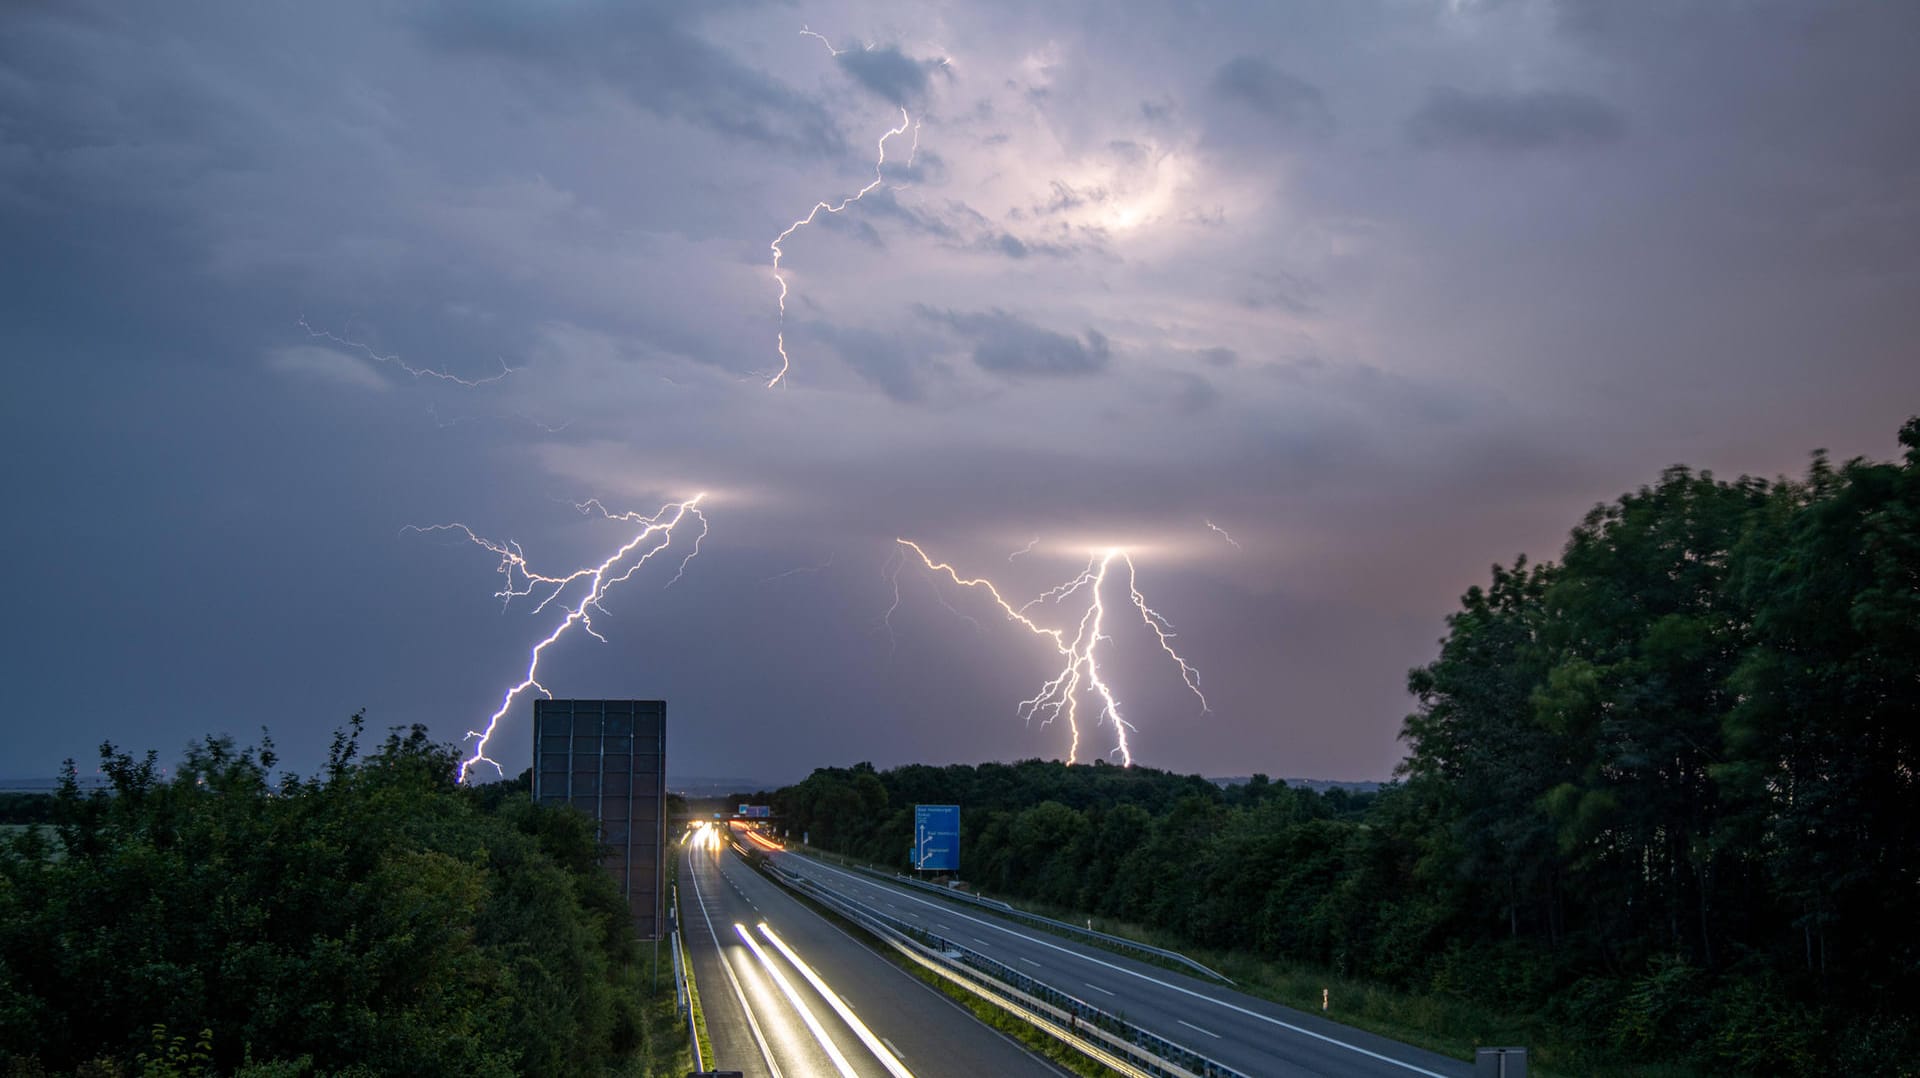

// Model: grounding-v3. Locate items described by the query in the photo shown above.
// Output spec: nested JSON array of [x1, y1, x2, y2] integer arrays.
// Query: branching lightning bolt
[[298, 317, 516, 387], [406, 494, 708, 781], [893, 540, 1209, 765], [766, 28, 916, 388], [1008, 537, 1040, 561], [799, 26, 845, 56], [1204, 518, 1242, 550]]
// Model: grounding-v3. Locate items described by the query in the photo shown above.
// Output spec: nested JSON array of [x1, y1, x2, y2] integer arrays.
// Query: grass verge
[[678, 929, 715, 1068], [625, 941, 695, 1078]]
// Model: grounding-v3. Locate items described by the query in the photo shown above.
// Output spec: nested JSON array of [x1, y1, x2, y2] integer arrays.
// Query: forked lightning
[[408, 495, 708, 781], [892, 539, 1208, 765], [767, 28, 919, 387]]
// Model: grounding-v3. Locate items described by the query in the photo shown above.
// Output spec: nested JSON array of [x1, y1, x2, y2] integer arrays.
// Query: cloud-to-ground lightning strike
[[298, 317, 516, 387], [1204, 518, 1242, 550], [892, 539, 1209, 765], [406, 494, 708, 781], [766, 28, 916, 388]]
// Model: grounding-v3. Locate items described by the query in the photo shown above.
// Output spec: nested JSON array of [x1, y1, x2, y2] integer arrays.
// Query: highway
[[766, 846, 1479, 1078], [678, 823, 1067, 1078]]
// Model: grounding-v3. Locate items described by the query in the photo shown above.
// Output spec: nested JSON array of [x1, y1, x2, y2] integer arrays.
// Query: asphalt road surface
[[678, 826, 1068, 1078], [768, 847, 1479, 1078]]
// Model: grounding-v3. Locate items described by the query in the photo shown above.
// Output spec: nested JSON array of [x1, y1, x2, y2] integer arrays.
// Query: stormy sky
[[3, 1, 1916, 785]]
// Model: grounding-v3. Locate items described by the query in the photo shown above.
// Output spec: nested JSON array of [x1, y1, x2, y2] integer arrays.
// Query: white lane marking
[[1179, 1019, 1222, 1039], [736, 923, 861, 1078], [799, 887, 1086, 1078], [686, 851, 784, 1078], [882, 1037, 905, 1060], [1084, 982, 1115, 996], [757, 923, 915, 1078], [972, 937, 991, 946], [1019, 958, 1041, 968], [782, 855, 1453, 1078]]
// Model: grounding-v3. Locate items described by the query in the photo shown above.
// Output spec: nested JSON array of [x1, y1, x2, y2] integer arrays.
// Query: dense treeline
[[0, 716, 674, 1077], [0, 797, 56, 827], [771, 419, 1920, 1074]]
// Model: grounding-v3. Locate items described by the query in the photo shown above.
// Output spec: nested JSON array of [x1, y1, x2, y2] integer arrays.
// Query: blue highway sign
[[914, 804, 960, 871]]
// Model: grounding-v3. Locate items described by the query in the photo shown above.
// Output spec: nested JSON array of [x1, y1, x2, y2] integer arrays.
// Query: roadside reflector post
[[1475, 1047, 1528, 1076]]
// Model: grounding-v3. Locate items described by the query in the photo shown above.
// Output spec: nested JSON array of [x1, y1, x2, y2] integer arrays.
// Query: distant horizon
[[2, 763, 1389, 795]]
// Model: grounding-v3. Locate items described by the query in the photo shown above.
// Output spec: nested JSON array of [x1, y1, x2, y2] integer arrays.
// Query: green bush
[[0, 717, 668, 1077]]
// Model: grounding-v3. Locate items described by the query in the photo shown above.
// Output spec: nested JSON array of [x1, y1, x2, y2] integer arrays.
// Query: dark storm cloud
[[1027, 180, 1108, 218], [1209, 56, 1334, 136], [1169, 372, 1219, 414], [836, 45, 944, 108], [992, 233, 1030, 259], [1240, 270, 1317, 316], [1406, 87, 1625, 152], [417, 1, 841, 154], [918, 307, 1113, 377], [5, 0, 1919, 791], [813, 208, 887, 249], [807, 320, 949, 403], [845, 189, 958, 240], [972, 231, 1074, 260]]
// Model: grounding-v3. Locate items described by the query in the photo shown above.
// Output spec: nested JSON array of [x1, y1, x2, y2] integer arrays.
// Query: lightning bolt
[[1203, 518, 1242, 550], [298, 317, 516, 387], [407, 494, 708, 781], [766, 28, 916, 388], [893, 539, 1208, 765], [1008, 537, 1040, 561], [799, 25, 845, 56]]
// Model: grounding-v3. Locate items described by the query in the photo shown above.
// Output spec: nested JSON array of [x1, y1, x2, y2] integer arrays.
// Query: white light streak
[[767, 29, 916, 388], [407, 494, 707, 781], [757, 923, 915, 1078], [297, 317, 515, 387], [735, 923, 861, 1078], [1203, 519, 1242, 550]]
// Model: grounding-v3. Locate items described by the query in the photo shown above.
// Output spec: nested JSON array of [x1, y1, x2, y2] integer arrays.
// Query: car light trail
[[407, 494, 708, 781], [892, 539, 1209, 765], [740, 826, 784, 852], [735, 923, 861, 1078], [758, 922, 916, 1078]]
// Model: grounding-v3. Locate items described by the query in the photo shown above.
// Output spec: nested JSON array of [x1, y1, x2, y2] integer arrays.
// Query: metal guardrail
[[817, 856, 1234, 985], [669, 884, 703, 1073], [765, 861, 1248, 1078]]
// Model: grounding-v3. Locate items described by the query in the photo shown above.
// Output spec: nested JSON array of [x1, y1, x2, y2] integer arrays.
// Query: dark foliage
[[772, 418, 1920, 1075], [0, 717, 662, 1076]]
